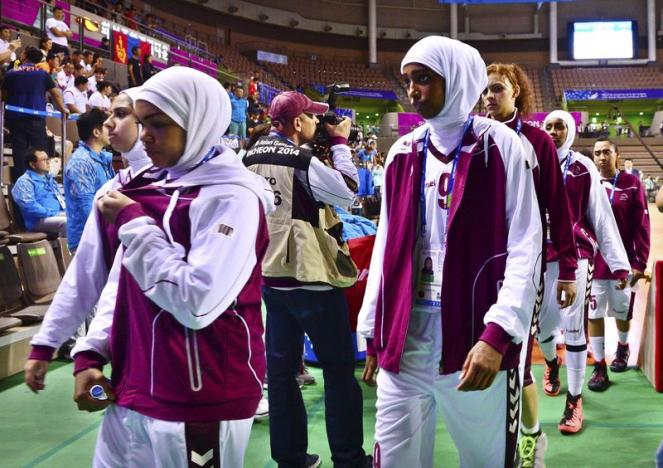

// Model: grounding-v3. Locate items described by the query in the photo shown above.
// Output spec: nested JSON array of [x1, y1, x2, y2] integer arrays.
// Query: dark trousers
[[6, 117, 47, 183], [50, 42, 69, 56], [264, 286, 365, 468]]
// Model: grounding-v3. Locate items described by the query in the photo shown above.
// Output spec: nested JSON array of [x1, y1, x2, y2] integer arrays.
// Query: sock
[[521, 421, 541, 435], [589, 336, 605, 362], [566, 348, 587, 397], [539, 337, 558, 362], [618, 330, 629, 345]]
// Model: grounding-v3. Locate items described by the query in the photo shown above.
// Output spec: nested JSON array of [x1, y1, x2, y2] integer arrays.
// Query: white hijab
[[401, 36, 487, 154], [135, 67, 232, 178], [543, 110, 576, 162], [118, 87, 152, 172]]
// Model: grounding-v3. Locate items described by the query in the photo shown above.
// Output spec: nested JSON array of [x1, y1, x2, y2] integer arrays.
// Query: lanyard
[[419, 116, 474, 237], [606, 170, 620, 205], [514, 118, 523, 136], [561, 152, 573, 185], [170, 146, 221, 181]]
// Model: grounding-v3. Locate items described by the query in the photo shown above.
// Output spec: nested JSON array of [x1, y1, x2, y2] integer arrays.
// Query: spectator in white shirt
[[0, 24, 21, 66], [46, 6, 72, 56], [71, 49, 83, 68], [87, 67, 106, 95], [81, 50, 94, 76], [63, 76, 89, 114], [88, 81, 112, 111], [56, 60, 75, 90]]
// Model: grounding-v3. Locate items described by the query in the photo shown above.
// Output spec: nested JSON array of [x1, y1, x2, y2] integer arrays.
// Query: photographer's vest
[[244, 134, 357, 288]]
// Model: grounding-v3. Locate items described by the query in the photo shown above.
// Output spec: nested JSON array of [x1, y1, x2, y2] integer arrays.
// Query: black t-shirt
[[128, 57, 142, 85]]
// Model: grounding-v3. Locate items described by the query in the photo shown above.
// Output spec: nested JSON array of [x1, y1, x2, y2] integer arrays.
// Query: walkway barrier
[[641, 260, 663, 391]]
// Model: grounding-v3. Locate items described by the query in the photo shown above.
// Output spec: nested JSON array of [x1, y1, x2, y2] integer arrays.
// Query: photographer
[[244, 91, 371, 468]]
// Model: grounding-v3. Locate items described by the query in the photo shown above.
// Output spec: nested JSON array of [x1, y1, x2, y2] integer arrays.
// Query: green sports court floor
[[1, 362, 661, 467]]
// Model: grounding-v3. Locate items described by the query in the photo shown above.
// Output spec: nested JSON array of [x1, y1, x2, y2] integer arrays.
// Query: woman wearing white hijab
[[69, 66, 275, 467], [357, 36, 542, 467], [538, 111, 628, 434], [105, 87, 153, 173]]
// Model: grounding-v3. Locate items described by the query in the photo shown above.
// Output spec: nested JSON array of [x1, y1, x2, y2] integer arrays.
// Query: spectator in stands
[[247, 112, 262, 136], [73, 63, 85, 79], [127, 46, 143, 87], [11, 148, 67, 236], [88, 80, 112, 111], [82, 50, 94, 75], [35, 53, 50, 73], [125, 5, 138, 29], [64, 109, 114, 252], [63, 76, 89, 114], [229, 87, 249, 138], [623, 157, 641, 179], [33, 0, 54, 29], [0, 25, 20, 67], [357, 163, 374, 197], [46, 6, 72, 56], [92, 53, 103, 69], [71, 49, 83, 68], [247, 91, 261, 116], [45, 52, 61, 80], [38, 37, 52, 60], [1, 46, 67, 181], [111, 3, 124, 24], [371, 157, 384, 196], [99, 36, 110, 51], [57, 59, 74, 89], [645, 175, 657, 201], [87, 66, 106, 95], [248, 74, 260, 96], [358, 140, 377, 164], [141, 53, 157, 81], [144, 13, 158, 30]]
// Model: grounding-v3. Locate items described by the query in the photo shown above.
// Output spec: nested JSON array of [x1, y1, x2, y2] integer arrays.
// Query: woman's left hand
[[97, 191, 137, 224]]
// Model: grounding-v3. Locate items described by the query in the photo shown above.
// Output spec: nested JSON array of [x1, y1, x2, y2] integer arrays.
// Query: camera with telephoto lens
[[311, 83, 361, 160]]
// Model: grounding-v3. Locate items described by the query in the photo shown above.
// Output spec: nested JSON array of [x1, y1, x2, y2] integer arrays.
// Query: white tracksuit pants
[[373, 309, 521, 468], [93, 405, 253, 468], [538, 259, 592, 346]]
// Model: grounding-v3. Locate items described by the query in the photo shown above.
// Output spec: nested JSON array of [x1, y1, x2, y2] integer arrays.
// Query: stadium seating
[[0, 244, 50, 326], [0, 191, 48, 245], [263, 56, 391, 90], [551, 66, 663, 102]]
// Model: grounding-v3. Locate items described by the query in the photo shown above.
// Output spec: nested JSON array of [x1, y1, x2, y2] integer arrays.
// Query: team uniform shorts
[[589, 279, 635, 321], [373, 309, 521, 468], [93, 405, 253, 468], [537, 259, 592, 347]]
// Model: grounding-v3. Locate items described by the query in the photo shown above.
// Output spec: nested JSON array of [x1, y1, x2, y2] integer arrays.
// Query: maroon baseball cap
[[268, 91, 329, 123]]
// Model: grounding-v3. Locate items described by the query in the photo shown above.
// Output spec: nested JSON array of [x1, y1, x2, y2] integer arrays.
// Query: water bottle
[[656, 439, 663, 468]]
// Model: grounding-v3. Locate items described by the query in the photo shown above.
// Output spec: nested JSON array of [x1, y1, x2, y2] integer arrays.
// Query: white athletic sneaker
[[254, 396, 269, 421], [517, 431, 547, 468]]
